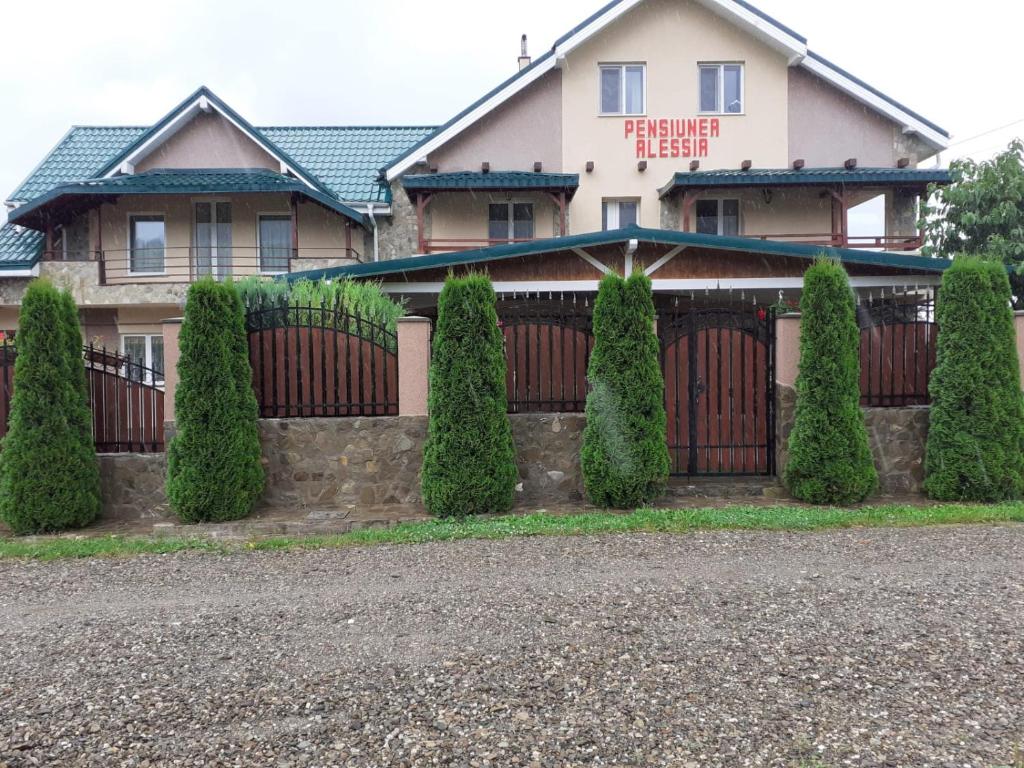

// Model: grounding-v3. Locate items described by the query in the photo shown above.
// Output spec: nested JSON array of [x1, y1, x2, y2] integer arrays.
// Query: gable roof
[[7, 168, 366, 230], [92, 86, 333, 196], [287, 226, 953, 283], [384, 0, 948, 179]]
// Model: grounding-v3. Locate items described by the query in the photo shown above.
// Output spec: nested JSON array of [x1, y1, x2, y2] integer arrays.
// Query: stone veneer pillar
[[161, 317, 183, 423], [774, 313, 801, 389], [397, 316, 432, 417]]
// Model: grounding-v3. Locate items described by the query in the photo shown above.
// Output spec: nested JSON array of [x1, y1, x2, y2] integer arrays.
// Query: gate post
[[162, 317, 183, 425], [397, 316, 432, 416]]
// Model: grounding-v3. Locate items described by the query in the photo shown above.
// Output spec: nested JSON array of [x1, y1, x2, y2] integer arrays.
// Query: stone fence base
[[97, 413, 586, 522], [776, 384, 929, 495]]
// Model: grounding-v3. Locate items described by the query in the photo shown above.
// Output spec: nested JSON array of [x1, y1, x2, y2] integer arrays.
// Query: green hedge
[[783, 260, 878, 504], [167, 279, 264, 523], [581, 272, 669, 508], [421, 274, 517, 517], [0, 280, 101, 534], [924, 257, 1024, 501]]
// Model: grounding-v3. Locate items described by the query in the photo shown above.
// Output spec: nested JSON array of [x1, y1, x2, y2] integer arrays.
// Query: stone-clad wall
[[259, 413, 586, 512], [96, 413, 587, 521], [776, 384, 930, 495]]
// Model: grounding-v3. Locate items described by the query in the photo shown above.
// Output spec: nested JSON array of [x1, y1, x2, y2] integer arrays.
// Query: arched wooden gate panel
[[660, 309, 775, 476]]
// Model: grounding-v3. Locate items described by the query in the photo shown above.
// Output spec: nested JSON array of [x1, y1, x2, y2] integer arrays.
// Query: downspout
[[624, 237, 638, 275], [366, 203, 379, 262]]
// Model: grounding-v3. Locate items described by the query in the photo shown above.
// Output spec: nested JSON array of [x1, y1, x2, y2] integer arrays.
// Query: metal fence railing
[[859, 295, 936, 407]]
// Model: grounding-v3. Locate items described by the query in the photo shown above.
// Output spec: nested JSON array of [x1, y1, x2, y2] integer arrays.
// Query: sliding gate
[[660, 308, 775, 476]]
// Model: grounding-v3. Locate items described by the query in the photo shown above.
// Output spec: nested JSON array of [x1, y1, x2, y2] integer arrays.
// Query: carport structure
[[291, 227, 950, 476]]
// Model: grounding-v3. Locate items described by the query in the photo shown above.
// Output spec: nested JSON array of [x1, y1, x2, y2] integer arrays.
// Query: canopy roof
[[402, 171, 580, 197], [287, 226, 953, 283], [658, 167, 951, 197]]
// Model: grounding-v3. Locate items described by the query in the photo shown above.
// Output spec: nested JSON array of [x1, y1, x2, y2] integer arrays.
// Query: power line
[[947, 117, 1024, 148]]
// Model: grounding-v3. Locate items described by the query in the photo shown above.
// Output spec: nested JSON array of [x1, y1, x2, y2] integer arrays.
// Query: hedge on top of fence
[[0, 279, 101, 535]]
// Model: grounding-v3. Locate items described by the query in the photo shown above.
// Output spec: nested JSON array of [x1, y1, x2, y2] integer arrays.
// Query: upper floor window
[[602, 199, 639, 230], [699, 63, 743, 114], [258, 214, 292, 274], [129, 215, 165, 273], [488, 203, 534, 242], [600, 64, 645, 115], [696, 199, 740, 236]]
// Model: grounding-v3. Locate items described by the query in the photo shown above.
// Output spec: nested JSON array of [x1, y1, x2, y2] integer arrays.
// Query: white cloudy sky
[[1, 0, 1020, 226]]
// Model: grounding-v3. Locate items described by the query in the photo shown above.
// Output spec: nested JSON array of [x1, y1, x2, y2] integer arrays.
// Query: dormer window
[[600, 64, 646, 116], [699, 63, 743, 114]]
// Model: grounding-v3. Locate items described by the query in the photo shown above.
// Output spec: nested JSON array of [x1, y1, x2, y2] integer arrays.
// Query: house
[[0, 0, 955, 484]]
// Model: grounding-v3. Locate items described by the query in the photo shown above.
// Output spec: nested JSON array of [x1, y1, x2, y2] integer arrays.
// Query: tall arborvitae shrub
[[0, 280, 100, 534], [783, 259, 878, 504], [581, 272, 669, 508], [421, 273, 517, 517], [924, 257, 1024, 501], [167, 279, 264, 523]]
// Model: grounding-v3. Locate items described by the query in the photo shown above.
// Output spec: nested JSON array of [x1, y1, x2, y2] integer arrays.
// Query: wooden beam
[[572, 248, 614, 275], [680, 191, 698, 233], [290, 193, 299, 262], [643, 245, 687, 277], [415, 193, 432, 253]]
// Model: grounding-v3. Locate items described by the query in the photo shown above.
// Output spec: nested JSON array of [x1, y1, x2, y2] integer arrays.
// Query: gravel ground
[[0, 526, 1022, 768]]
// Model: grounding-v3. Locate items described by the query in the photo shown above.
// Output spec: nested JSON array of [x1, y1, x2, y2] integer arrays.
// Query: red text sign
[[624, 117, 721, 159]]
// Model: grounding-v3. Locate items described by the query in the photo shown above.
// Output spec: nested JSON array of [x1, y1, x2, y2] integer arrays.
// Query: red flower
[[756, 308, 767, 321]]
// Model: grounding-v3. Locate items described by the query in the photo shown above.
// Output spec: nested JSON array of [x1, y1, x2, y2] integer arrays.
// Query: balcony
[[42, 247, 361, 285]]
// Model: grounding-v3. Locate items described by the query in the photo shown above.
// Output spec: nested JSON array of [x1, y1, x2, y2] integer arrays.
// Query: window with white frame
[[600, 64, 645, 115], [695, 199, 740, 236], [258, 214, 292, 273], [121, 334, 165, 385], [129, 215, 166, 273], [602, 199, 640, 230], [488, 203, 534, 242], [699, 63, 744, 114]]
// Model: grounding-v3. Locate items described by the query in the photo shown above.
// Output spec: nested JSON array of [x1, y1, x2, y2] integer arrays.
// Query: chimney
[[518, 34, 531, 70]]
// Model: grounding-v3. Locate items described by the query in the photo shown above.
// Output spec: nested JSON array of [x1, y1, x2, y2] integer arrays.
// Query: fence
[[0, 341, 165, 453], [498, 296, 594, 413], [859, 295, 936, 407], [246, 303, 398, 418]]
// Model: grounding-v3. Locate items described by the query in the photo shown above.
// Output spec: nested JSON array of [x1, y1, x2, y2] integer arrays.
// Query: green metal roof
[[659, 167, 951, 196], [0, 225, 43, 268], [8, 168, 366, 230], [287, 225, 953, 283], [6, 117, 433, 206], [402, 171, 580, 195]]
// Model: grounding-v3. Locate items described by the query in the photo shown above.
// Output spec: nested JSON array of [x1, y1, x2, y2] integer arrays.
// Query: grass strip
[[1, 501, 1022, 561]]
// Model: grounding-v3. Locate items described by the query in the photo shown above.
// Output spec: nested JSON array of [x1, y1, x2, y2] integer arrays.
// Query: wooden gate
[[660, 308, 775, 476]]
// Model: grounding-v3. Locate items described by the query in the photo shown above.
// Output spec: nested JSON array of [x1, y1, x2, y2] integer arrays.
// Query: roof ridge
[[260, 125, 438, 130]]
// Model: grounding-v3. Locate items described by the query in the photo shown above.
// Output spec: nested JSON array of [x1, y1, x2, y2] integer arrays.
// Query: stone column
[[397, 316, 432, 417], [161, 317, 183, 424], [1015, 311, 1024, 390]]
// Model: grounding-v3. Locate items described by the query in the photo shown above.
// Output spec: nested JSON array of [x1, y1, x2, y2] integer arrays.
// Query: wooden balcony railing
[[65, 247, 363, 285]]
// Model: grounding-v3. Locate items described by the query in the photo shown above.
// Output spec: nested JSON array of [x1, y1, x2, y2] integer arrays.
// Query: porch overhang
[[657, 167, 952, 198], [401, 171, 580, 199], [7, 168, 367, 231]]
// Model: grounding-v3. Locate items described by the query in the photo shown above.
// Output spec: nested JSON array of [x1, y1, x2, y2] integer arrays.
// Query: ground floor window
[[258, 214, 292, 273], [488, 203, 534, 242], [121, 334, 165, 385], [602, 199, 639, 230], [695, 199, 740, 236]]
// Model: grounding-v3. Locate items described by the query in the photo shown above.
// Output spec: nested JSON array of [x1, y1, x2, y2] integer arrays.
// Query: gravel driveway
[[0, 526, 1022, 767]]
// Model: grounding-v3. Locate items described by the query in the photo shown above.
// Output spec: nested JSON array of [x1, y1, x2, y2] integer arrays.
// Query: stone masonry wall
[[98, 453, 172, 523], [776, 384, 929, 496]]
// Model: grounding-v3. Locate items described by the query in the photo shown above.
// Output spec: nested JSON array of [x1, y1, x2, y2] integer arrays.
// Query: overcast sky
[[2, 0, 1021, 226]]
